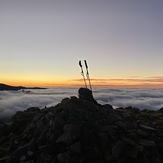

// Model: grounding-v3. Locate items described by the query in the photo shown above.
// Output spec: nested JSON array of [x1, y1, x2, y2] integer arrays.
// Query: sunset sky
[[1, 0, 163, 87]]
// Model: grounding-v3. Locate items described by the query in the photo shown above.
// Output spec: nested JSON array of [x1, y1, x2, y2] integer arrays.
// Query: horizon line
[[2, 76, 163, 88], [2, 82, 163, 89]]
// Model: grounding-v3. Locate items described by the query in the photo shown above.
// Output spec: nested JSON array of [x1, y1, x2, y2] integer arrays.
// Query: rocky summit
[[0, 88, 163, 163]]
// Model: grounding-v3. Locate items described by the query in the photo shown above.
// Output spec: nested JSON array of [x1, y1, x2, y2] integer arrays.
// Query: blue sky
[[1, 0, 163, 87]]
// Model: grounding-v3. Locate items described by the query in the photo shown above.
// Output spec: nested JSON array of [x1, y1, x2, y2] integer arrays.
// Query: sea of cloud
[[94, 88, 163, 110], [0, 87, 163, 121]]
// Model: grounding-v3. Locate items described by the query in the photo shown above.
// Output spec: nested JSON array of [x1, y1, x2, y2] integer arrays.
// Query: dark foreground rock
[[0, 88, 163, 163]]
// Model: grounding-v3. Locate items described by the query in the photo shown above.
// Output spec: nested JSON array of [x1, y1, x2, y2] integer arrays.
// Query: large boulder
[[78, 87, 98, 105]]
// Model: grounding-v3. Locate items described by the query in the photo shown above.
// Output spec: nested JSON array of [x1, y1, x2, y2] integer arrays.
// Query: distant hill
[[0, 83, 46, 91]]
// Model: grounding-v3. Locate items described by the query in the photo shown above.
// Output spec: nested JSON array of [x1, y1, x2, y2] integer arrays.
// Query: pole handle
[[84, 60, 88, 69], [79, 60, 82, 67]]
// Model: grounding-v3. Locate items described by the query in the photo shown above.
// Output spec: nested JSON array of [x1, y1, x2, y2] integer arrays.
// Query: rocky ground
[[0, 88, 163, 163]]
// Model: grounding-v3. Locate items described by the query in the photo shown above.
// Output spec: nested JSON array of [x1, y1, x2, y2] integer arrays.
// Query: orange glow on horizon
[[2, 77, 163, 88], [69, 77, 163, 88]]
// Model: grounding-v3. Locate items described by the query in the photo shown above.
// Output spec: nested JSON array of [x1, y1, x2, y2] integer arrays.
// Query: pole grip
[[84, 60, 88, 69], [79, 60, 82, 67]]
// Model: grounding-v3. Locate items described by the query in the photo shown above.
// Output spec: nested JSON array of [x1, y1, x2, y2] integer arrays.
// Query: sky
[[1, 0, 163, 87]]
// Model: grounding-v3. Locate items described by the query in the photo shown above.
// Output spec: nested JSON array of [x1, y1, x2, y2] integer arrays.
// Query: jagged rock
[[57, 151, 81, 163], [139, 139, 155, 146], [56, 124, 80, 145], [112, 140, 127, 158], [103, 149, 113, 162], [67, 142, 82, 155], [139, 124, 156, 132], [137, 128, 149, 138], [0, 88, 163, 163]]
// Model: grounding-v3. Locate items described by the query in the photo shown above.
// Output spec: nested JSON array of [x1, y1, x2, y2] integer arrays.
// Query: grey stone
[[139, 139, 155, 146], [27, 150, 34, 156], [103, 149, 113, 162], [121, 137, 136, 146], [56, 128, 80, 145], [98, 133, 109, 142], [20, 155, 26, 161], [57, 151, 80, 163], [137, 129, 149, 138], [140, 124, 156, 131], [68, 142, 82, 155], [112, 140, 127, 158]]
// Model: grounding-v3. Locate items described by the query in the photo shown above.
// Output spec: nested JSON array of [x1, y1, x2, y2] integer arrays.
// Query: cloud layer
[[94, 88, 163, 110], [0, 87, 77, 121], [1, 87, 163, 121]]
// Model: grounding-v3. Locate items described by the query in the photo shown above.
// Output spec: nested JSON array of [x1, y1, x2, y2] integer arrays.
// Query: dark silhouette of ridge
[[0, 83, 46, 91]]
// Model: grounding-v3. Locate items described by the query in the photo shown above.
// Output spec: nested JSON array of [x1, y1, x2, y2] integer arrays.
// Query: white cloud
[[94, 88, 163, 110], [0, 88, 77, 121], [0, 87, 163, 121]]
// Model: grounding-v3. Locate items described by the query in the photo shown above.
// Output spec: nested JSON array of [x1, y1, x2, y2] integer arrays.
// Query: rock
[[112, 140, 127, 158], [6, 144, 35, 163], [61, 98, 71, 105], [121, 137, 136, 146], [139, 139, 155, 147], [103, 149, 113, 162], [57, 151, 81, 163], [56, 124, 80, 145], [67, 142, 82, 155], [0, 87, 163, 163], [137, 128, 149, 138], [78, 87, 98, 104], [139, 124, 156, 132]]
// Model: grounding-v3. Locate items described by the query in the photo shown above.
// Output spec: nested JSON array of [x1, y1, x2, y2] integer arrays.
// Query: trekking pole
[[84, 60, 92, 91], [79, 60, 87, 88]]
